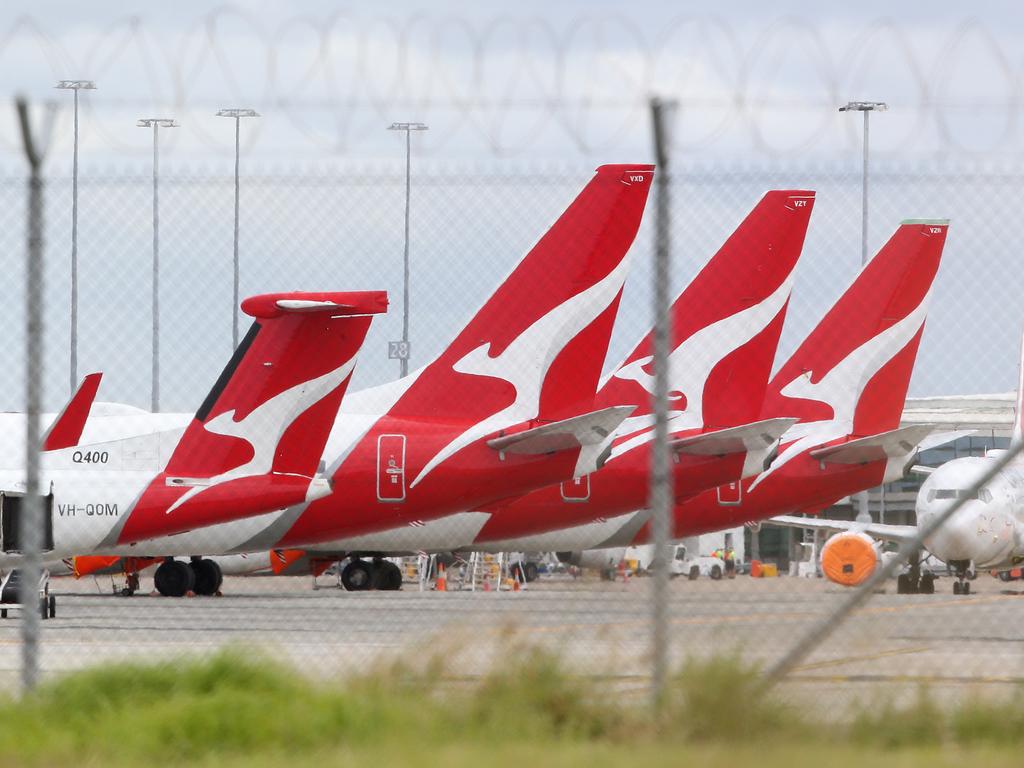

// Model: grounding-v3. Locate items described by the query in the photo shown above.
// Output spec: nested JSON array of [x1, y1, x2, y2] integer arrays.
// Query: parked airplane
[[17, 164, 654, 594], [549, 219, 950, 568], [0, 291, 388, 595], [767, 333, 1024, 596], [74, 187, 812, 590]]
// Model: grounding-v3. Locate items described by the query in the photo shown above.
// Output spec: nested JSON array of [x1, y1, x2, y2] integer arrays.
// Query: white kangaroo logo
[[163, 354, 359, 513], [608, 272, 794, 461], [409, 252, 634, 488], [748, 288, 932, 490]]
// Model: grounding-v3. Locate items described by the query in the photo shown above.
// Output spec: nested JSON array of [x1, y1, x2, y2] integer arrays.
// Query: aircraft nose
[[922, 501, 1015, 567]]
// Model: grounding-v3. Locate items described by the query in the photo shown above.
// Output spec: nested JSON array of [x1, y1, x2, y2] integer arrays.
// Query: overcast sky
[[1, 3, 1023, 413]]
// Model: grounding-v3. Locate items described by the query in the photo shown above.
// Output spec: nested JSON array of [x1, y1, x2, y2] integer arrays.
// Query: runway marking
[[791, 645, 931, 672]]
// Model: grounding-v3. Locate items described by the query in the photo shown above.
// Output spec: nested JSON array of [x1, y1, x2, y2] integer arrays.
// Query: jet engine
[[819, 531, 880, 587]]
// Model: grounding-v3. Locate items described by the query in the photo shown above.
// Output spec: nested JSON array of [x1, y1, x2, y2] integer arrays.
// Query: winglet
[[42, 372, 102, 451]]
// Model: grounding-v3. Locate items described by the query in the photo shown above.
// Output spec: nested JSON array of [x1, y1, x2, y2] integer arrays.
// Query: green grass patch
[[0, 647, 1023, 766]]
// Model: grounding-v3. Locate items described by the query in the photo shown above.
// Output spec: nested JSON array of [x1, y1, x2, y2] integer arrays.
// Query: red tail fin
[[384, 165, 654, 425], [764, 220, 949, 435], [42, 372, 102, 451], [600, 190, 815, 431], [115, 291, 387, 544]]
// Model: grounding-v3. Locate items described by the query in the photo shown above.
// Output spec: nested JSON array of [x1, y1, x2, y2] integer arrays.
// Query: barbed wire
[[1, 10, 1022, 156]]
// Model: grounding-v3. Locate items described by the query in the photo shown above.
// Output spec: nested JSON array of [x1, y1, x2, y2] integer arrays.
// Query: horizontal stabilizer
[[486, 405, 635, 456], [42, 372, 103, 451], [809, 424, 937, 465], [767, 514, 917, 544], [915, 429, 975, 453], [669, 417, 797, 457]]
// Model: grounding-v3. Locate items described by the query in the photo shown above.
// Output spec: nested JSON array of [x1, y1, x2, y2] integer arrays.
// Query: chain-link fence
[[3, 146, 1024, 717]]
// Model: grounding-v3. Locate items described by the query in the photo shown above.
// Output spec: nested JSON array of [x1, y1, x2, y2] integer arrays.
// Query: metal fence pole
[[649, 96, 675, 712], [15, 96, 54, 693]]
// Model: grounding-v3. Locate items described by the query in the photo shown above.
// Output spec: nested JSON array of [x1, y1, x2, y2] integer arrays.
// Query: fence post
[[649, 96, 675, 714], [15, 96, 53, 693]]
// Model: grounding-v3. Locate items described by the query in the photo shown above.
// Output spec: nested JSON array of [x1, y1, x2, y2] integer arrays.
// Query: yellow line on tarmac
[[791, 645, 930, 672]]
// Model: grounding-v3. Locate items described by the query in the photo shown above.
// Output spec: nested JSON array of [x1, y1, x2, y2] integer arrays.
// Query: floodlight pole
[[137, 118, 178, 413], [840, 101, 887, 524], [55, 80, 96, 397], [217, 108, 260, 350], [387, 122, 428, 378]]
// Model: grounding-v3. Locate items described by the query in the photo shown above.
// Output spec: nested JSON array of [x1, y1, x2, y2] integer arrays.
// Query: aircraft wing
[[808, 424, 938, 465], [668, 417, 797, 457], [486, 405, 635, 455], [767, 514, 918, 544]]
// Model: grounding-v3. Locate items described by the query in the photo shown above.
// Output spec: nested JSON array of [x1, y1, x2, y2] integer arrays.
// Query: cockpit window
[[928, 488, 992, 503]]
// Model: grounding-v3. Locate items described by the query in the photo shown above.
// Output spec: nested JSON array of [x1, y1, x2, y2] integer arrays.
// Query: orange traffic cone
[[435, 564, 447, 592]]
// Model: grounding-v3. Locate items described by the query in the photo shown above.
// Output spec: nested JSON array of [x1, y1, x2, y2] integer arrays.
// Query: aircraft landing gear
[[119, 572, 141, 597], [372, 559, 403, 591], [341, 559, 374, 591], [154, 559, 195, 598], [951, 560, 971, 595], [189, 558, 224, 596]]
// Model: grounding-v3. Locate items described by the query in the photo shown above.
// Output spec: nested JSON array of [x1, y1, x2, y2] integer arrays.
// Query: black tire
[[190, 559, 223, 597], [999, 571, 1013, 582], [709, 564, 723, 581], [0, 609, 6, 619], [524, 562, 539, 583], [154, 560, 196, 597], [953, 581, 962, 595], [372, 561, 403, 591], [897, 573, 918, 594], [963, 581, 971, 595], [919, 574, 935, 595], [341, 560, 374, 591], [48, 595, 56, 618], [39, 597, 47, 620], [688, 565, 700, 581]]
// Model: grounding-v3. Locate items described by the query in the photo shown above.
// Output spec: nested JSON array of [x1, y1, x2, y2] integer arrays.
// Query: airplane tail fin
[[165, 291, 387, 479], [115, 291, 387, 544], [599, 190, 815, 431], [42, 372, 102, 451], [764, 220, 949, 436], [384, 165, 654, 425]]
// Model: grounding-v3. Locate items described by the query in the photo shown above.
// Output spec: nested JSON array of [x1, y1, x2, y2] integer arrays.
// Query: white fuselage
[[915, 456, 1024, 570]]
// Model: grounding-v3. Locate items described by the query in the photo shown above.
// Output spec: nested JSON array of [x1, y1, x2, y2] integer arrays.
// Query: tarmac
[[3, 572, 1023, 708]]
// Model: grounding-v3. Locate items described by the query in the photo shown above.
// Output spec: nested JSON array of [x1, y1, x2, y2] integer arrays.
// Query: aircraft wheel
[[39, 597, 48, 620], [48, 595, 56, 618], [190, 559, 223, 596], [1, 609, 6, 619], [524, 561, 539, 583], [341, 560, 374, 591], [918, 573, 935, 595], [154, 560, 196, 597], [953, 581, 962, 595], [897, 573, 918, 594], [374, 561, 403, 591], [963, 581, 971, 595]]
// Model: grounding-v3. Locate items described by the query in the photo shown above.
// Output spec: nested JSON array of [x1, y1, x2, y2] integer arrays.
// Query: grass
[[0, 648, 1023, 766]]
